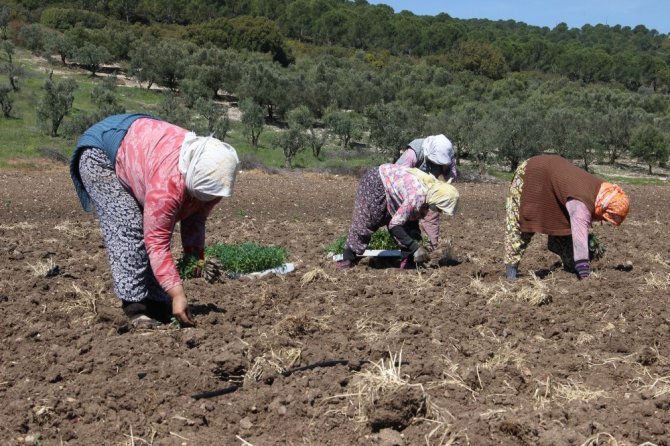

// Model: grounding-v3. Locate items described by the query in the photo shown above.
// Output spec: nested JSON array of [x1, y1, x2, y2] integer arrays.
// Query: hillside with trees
[[0, 0, 668, 174]]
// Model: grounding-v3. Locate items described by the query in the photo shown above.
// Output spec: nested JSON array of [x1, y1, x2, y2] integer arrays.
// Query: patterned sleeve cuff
[[575, 259, 590, 279]]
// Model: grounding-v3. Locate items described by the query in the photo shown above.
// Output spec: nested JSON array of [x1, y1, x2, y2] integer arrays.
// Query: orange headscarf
[[594, 182, 629, 226]]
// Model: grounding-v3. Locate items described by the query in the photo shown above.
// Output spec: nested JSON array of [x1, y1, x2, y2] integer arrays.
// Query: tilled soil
[[1, 166, 669, 446]]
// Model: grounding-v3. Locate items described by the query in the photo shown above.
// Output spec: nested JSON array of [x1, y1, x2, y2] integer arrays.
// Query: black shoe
[[122, 300, 170, 327], [144, 299, 173, 324], [122, 300, 148, 319]]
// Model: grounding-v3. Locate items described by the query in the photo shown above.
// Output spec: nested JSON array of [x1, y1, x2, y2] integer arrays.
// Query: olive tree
[[492, 101, 543, 172], [158, 92, 189, 128], [324, 108, 363, 151], [237, 59, 285, 121], [543, 107, 579, 159], [630, 125, 668, 174], [1, 40, 21, 92], [194, 98, 230, 141], [62, 77, 125, 138], [44, 30, 75, 65], [239, 97, 264, 147], [37, 73, 78, 137], [72, 42, 112, 77], [0, 6, 10, 40], [441, 102, 485, 165], [274, 126, 307, 168], [595, 108, 637, 164], [185, 48, 241, 101], [365, 101, 425, 160], [92, 77, 124, 117], [129, 39, 193, 91], [569, 109, 602, 172], [288, 105, 327, 158], [0, 85, 13, 117], [18, 24, 46, 54]]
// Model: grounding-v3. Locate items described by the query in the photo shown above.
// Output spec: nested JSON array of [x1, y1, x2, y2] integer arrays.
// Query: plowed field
[[1, 166, 668, 446]]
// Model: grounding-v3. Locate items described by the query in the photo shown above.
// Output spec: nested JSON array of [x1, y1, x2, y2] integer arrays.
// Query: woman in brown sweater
[[505, 155, 630, 280]]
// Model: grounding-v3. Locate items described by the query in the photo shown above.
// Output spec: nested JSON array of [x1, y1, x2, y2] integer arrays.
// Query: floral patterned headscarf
[[408, 168, 459, 216]]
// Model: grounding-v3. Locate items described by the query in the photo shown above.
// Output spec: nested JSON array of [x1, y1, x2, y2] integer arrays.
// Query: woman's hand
[[168, 285, 196, 327], [413, 246, 430, 264]]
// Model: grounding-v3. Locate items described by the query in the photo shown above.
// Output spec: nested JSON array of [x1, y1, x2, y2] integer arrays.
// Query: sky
[[368, 1, 670, 34]]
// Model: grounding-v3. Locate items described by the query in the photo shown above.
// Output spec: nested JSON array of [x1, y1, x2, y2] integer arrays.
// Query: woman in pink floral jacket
[[337, 163, 459, 270]]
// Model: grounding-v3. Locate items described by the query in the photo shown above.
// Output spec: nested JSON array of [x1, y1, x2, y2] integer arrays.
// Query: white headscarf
[[179, 132, 240, 202], [422, 134, 454, 166]]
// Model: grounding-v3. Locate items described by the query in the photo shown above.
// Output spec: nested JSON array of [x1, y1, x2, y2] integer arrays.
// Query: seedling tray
[[331, 250, 402, 261], [229, 262, 295, 279]]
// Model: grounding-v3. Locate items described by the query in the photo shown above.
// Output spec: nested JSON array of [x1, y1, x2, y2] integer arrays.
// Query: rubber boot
[[505, 264, 518, 281]]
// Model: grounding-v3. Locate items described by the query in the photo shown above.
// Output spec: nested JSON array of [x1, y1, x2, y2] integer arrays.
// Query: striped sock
[[575, 259, 590, 279]]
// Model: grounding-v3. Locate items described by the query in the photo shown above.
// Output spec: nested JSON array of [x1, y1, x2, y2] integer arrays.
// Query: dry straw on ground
[[301, 267, 337, 286], [534, 376, 608, 409], [244, 346, 302, 385], [27, 257, 56, 277], [470, 273, 550, 306], [428, 355, 479, 401], [348, 350, 424, 421], [54, 220, 92, 238], [0, 221, 36, 230], [346, 350, 462, 444], [272, 311, 330, 338], [482, 342, 525, 372], [122, 425, 157, 446], [59, 283, 99, 325], [355, 314, 418, 344], [644, 252, 670, 268], [642, 272, 670, 290]]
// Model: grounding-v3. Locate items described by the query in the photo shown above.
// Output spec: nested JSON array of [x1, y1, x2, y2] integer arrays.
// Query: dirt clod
[[366, 386, 426, 432]]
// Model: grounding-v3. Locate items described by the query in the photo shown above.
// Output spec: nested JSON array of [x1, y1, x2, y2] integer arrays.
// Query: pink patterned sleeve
[[389, 202, 414, 229], [143, 175, 183, 291], [389, 193, 424, 229], [180, 199, 220, 259], [566, 199, 591, 263], [446, 163, 457, 181], [395, 148, 417, 168], [420, 208, 440, 248]]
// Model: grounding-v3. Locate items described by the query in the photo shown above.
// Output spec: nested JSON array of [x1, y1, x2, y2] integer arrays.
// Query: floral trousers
[[504, 160, 574, 270], [79, 148, 169, 303]]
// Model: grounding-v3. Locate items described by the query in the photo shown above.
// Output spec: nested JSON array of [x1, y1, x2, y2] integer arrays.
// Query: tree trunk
[[509, 159, 519, 172], [608, 147, 618, 164]]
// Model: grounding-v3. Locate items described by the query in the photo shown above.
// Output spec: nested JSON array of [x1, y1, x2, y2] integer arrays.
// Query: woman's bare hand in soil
[[168, 286, 196, 327]]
